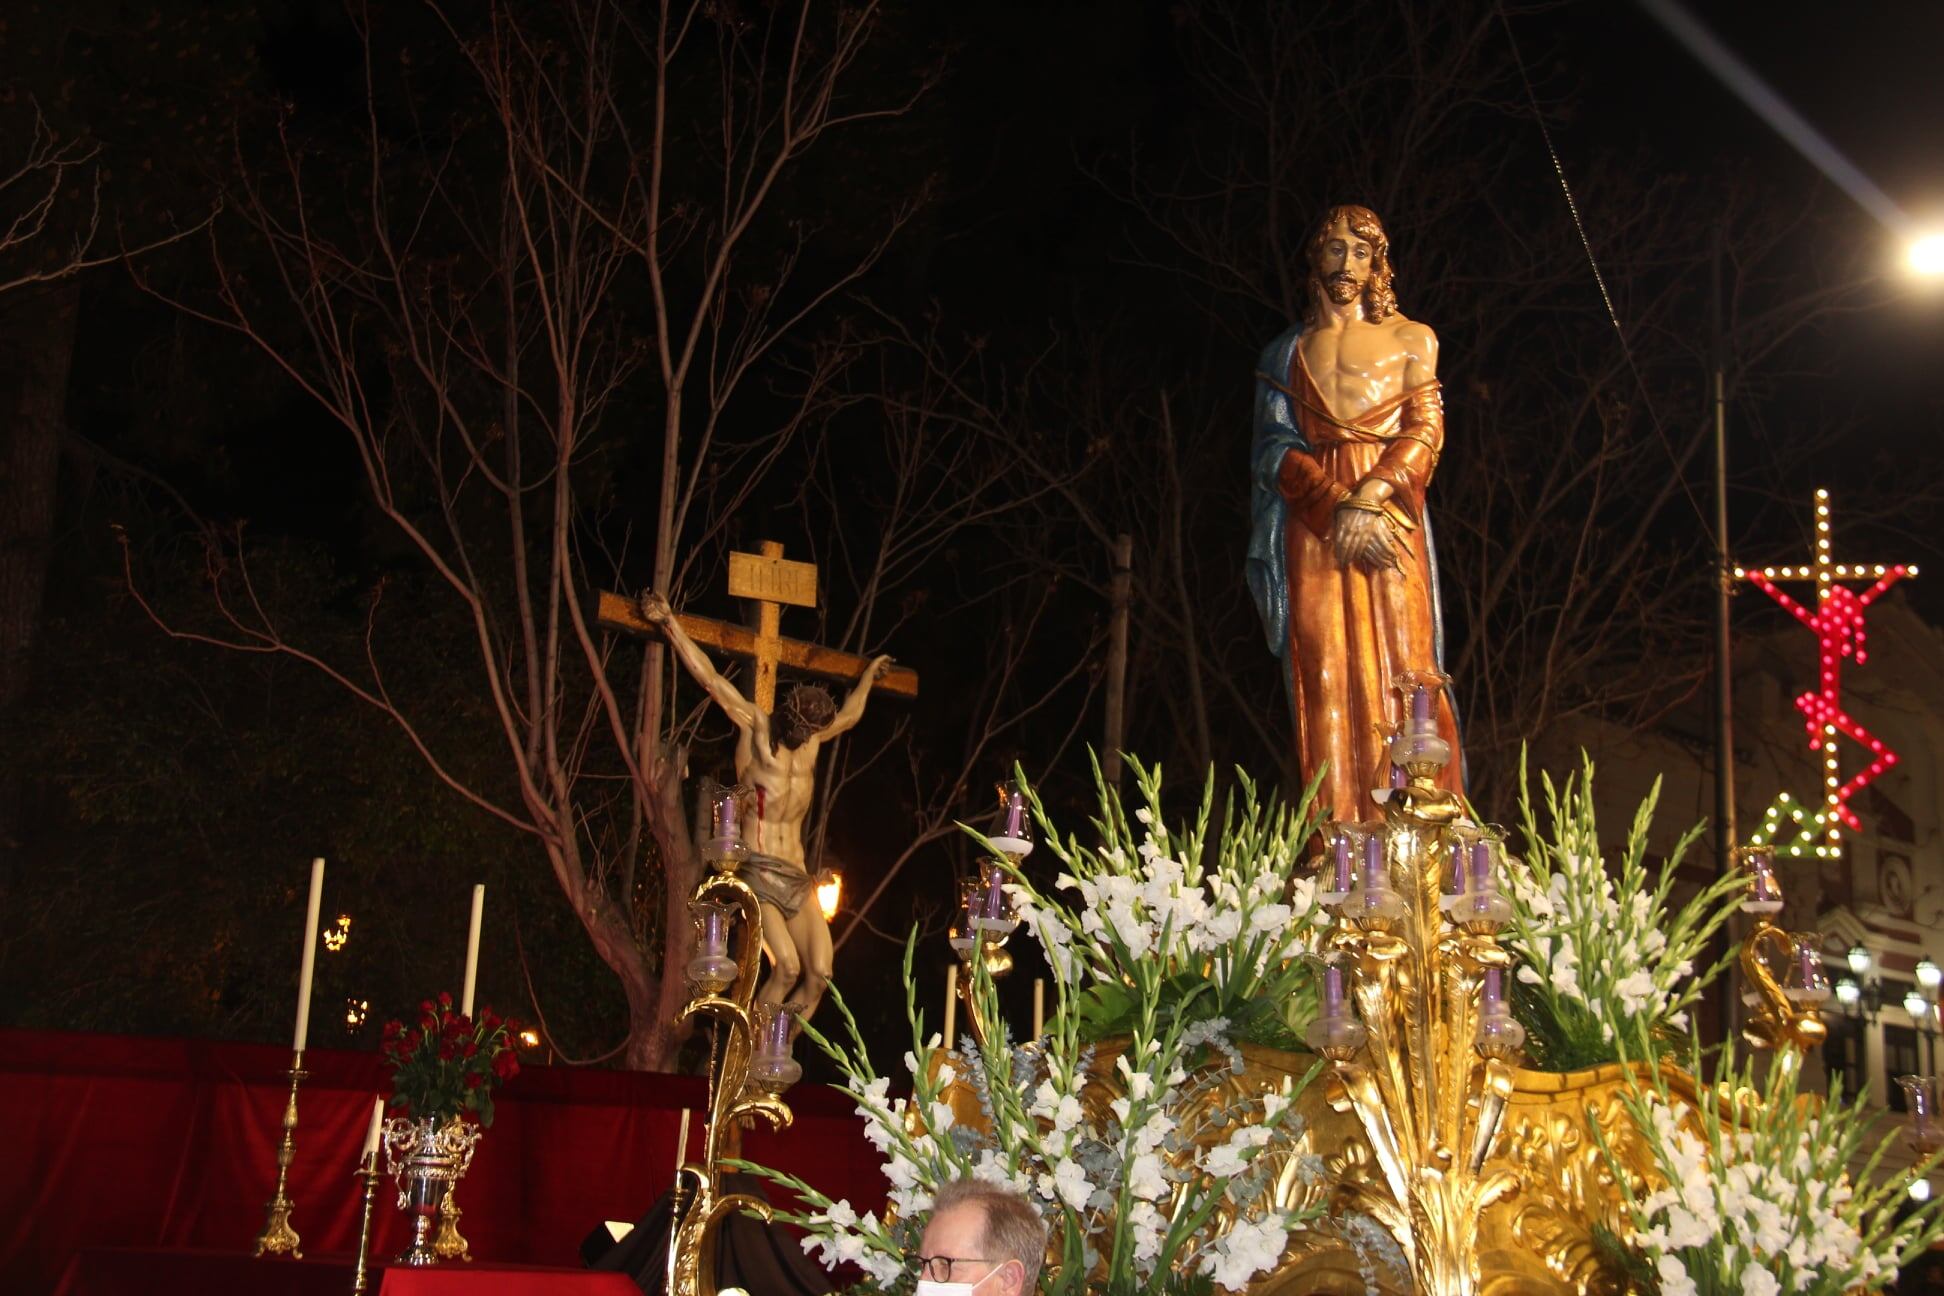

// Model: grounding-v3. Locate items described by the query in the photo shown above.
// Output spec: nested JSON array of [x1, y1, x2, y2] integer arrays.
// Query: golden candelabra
[[667, 842, 797, 1296], [1734, 846, 1829, 1053], [351, 1151, 383, 1294], [252, 1051, 306, 1258], [1308, 681, 1520, 1296], [948, 779, 1033, 1048]]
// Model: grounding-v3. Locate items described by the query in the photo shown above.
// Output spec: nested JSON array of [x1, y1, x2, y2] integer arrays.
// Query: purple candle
[[1481, 966, 1507, 1015], [1389, 762, 1407, 790], [1748, 852, 1783, 904], [983, 864, 1006, 918], [1323, 964, 1350, 1019], [1363, 832, 1386, 888], [1469, 841, 1493, 894], [1411, 684, 1432, 724], [1446, 842, 1467, 896], [719, 791, 739, 840], [1331, 833, 1353, 893], [1002, 788, 1027, 838]]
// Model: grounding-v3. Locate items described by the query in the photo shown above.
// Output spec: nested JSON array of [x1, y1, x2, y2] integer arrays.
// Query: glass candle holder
[[1475, 966, 1526, 1060], [989, 779, 1034, 857], [962, 863, 1019, 939], [1321, 827, 1353, 909], [749, 1001, 802, 1092], [1371, 739, 1408, 804], [1741, 848, 1784, 915], [1387, 674, 1451, 773], [1903, 1075, 1943, 1152], [1785, 932, 1832, 1004], [1462, 840, 1514, 933], [1321, 826, 1356, 907], [706, 786, 748, 871], [1345, 831, 1407, 930], [686, 899, 738, 992], [1304, 963, 1367, 1060]]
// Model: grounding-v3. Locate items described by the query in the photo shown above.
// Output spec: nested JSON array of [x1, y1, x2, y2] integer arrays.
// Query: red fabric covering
[[52, 1248, 641, 1296], [2, 1030, 886, 1296]]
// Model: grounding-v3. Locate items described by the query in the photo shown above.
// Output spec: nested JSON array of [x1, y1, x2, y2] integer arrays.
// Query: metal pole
[[1102, 534, 1134, 787], [1712, 228, 1740, 1049]]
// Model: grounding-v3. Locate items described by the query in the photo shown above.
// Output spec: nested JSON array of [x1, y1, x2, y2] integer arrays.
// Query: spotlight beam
[[1637, 0, 1911, 236]]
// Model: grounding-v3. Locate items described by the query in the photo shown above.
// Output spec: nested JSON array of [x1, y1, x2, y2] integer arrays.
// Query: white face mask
[[915, 1267, 1000, 1296]]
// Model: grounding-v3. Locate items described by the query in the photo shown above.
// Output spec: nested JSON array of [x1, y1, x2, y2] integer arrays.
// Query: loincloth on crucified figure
[[738, 852, 812, 919]]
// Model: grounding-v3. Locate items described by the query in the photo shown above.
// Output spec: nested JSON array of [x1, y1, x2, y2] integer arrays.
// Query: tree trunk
[[0, 278, 80, 856], [646, 751, 703, 1066]]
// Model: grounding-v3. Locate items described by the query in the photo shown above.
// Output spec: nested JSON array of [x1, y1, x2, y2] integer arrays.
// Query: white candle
[[943, 964, 958, 1051], [460, 883, 485, 1017], [1033, 978, 1045, 1038], [292, 858, 326, 1052], [673, 1108, 690, 1176], [361, 1096, 384, 1164]]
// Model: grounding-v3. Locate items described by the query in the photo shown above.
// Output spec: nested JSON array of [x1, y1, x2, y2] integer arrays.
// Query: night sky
[[2, 0, 1941, 1065]]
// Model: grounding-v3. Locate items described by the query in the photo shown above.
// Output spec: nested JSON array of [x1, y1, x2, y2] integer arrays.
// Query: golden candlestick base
[[669, 872, 795, 1296], [252, 1051, 307, 1258], [1320, 767, 1520, 1296], [351, 1153, 382, 1294], [433, 1184, 471, 1261]]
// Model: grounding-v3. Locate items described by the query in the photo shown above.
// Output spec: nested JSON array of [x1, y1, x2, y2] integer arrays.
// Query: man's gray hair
[[933, 1179, 1048, 1291]]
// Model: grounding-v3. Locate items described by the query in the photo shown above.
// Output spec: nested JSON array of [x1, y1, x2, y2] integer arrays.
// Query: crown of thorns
[[778, 682, 835, 728]]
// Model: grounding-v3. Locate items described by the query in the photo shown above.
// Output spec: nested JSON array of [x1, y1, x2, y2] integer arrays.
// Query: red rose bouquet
[[381, 992, 523, 1126]]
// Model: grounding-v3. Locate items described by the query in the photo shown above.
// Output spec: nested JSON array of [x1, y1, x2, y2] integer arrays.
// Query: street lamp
[[1906, 980, 1942, 1085], [1836, 944, 1884, 1013], [1909, 232, 1944, 278], [1918, 957, 1943, 993]]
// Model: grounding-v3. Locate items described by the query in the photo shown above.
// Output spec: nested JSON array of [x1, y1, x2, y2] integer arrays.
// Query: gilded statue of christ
[[1246, 204, 1463, 823]]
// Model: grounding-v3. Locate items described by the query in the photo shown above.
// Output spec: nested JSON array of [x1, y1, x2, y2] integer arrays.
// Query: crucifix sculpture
[[599, 541, 917, 1019]]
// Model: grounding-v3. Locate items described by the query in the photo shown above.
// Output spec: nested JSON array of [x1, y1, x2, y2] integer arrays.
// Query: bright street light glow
[[1912, 233, 1944, 278]]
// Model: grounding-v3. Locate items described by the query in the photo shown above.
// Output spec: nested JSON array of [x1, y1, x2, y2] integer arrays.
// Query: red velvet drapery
[[1, 1031, 887, 1295]]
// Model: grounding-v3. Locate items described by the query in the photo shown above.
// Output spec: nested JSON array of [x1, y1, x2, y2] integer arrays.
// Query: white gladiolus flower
[[1046, 1156, 1092, 1209], [1656, 1254, 1698, 1296], [777, 763, 1346, 1296]]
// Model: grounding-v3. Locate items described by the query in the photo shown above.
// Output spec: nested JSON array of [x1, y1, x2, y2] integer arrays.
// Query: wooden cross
[[598, 540, 919, 711]]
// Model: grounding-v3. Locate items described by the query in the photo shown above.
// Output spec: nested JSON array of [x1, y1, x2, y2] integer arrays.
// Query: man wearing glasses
[[911, 1180, 1047, 1295]]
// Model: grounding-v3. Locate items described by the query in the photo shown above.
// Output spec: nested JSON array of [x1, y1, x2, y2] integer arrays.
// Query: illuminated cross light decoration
[[1733, 489, 1916, 855], [344, 997, 370, 1031], [322, 913, 352, 952], [1745, 791, 1832, 859]]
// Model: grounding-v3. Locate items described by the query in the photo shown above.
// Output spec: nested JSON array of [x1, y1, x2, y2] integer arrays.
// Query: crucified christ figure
[[641, 591, 892, 1020]]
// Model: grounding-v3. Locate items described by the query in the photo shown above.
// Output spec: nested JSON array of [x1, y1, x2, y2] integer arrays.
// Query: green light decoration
[[1746, 791, 1833, 859]]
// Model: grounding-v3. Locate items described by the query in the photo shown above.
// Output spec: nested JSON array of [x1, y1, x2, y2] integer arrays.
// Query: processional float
[[662, 202, 1935, 1294]]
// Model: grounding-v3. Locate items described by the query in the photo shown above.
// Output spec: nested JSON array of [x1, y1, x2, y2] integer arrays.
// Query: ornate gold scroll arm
[[1739, 918, 1826, 1052], [670, 872, 795, 1296]]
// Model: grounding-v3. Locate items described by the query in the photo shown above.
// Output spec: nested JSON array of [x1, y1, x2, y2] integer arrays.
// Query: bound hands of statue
[[639, 590, 672, 625], [1332, 505, 1402, 574], [867, 653, 895, 681]]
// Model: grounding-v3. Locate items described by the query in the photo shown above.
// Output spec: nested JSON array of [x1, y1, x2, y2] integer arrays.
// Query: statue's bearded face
[[1315, 216, 1375, 305]]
